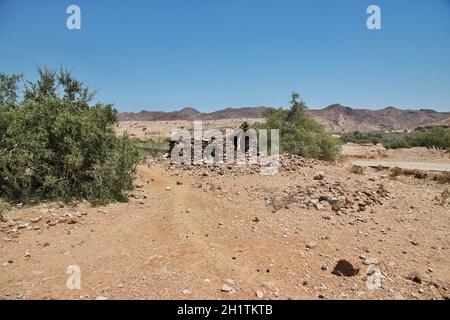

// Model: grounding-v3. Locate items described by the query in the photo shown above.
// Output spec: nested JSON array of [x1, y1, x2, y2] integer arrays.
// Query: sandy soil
[[1, 152, 449, 300]]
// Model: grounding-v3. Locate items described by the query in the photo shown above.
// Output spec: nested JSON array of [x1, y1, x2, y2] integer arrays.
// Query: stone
[[314, 203, 324, 210], [407, 271, 423, 284], [332, 259, 360, 277], [313, 172, 325, 181], [221, 284, 233, 292], [256, 290, 264, 299], [306, 241, 318, 250], [362, 257, 379, 265], [65, 217, 78, 224], [410, 240, 419, 246]]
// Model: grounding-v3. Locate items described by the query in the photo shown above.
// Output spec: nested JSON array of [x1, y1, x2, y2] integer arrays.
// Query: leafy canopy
[[255, 93, 341, 161], [0, 68, 142, 204]]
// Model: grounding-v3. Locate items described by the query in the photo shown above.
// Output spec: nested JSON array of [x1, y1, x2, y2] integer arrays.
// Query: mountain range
[[118, 105, 450, 133]]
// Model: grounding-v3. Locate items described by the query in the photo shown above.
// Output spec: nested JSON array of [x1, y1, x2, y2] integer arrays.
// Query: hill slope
[[118, 105, 450, 133]]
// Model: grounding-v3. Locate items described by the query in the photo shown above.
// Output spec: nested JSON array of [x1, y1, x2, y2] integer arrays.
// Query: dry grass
[[350, 165, 365, 175], [433, 172, 450, 184], [390, 167, 428, 179]]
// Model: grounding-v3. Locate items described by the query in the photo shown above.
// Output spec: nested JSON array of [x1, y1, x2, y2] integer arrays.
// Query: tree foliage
[[341, 127, 450, 150], [255, 93, 341, 160], [0, 68, 142, 204]]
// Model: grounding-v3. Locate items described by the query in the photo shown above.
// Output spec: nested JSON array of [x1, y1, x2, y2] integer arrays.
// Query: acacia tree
[[256, 93, 341, 161], [0, 68, 142, 204]]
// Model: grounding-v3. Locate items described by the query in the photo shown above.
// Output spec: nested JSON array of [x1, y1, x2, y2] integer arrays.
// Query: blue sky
[[0, 0, 449, 112]]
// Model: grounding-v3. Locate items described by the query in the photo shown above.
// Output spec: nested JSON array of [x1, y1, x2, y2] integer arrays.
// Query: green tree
[[255, 93, 341, 160], [0, 68, 142, 204]]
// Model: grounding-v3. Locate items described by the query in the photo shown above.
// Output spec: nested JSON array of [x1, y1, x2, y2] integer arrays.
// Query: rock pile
[[265, 181, 390, 213]]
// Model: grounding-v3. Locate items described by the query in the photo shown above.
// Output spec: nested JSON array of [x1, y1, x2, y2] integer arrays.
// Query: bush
[[350, 165, 365, 175], [434, 172, 450, 185], [342, 127, 450, 150], [390, 167, 428, 179], [254, 93, 341, 161], [136, 136, 170, 157], [0, 68, 142, 205]]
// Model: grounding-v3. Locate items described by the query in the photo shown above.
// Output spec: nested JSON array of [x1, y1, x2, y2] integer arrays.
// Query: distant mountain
[[118, 106, 268, 121], [119, 107, 202, 121], [306, 104, 450, 133], [118, 105, 450, 133], [429, 116, 450, 127]]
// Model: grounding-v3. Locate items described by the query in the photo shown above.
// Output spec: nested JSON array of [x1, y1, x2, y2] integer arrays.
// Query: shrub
[[434, 172, 450, 185], [342, 127, 450, 150], [390, 167, 428, 179], [137, 136, 170, 157], [0, 68, 142, 205], [350, 165, 365, 174], [254, 93, 341, 161]]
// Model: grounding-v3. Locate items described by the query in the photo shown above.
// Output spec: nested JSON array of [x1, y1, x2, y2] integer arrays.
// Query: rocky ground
[[0, 152, 449, 300]]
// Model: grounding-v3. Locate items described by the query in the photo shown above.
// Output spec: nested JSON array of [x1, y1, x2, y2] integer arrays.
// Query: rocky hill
[[118, 105, 450, 133], [306, 105, 449, 133], [118, 107, 268, 122]]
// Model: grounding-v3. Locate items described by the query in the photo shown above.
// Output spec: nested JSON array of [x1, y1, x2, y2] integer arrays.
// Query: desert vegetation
[[254, 93, 342, 161], [341, 127, 450, 150], [0, 68, 142, 205]]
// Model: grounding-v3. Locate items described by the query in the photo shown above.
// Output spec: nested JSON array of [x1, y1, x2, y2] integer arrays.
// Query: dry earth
[[116, 118, 264, 139], [1, 150, 449, 300]]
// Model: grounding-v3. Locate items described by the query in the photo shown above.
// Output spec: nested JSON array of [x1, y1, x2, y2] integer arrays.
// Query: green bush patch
[[0, 68, 142, 205]]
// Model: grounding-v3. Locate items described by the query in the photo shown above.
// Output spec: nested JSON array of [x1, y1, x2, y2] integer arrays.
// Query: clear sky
[[0, 0, 449, 112]]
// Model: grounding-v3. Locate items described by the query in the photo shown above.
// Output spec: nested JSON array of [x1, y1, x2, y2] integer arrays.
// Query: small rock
[[407, 271, 423, 284], [410, 240, 419, 246], [165, 187, 171, 191], [182, 289, 192, 295], [362, 257, 379, 265], [256, 290, 264, 299], [306, 241, 318, 250], [332, 259, 360, 277], [65, 217, 78, 225], [221, 284, 233, 292], [315, 203, 324, 210], [313, 172, 325, 181], [95, 296, 108, 300]]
